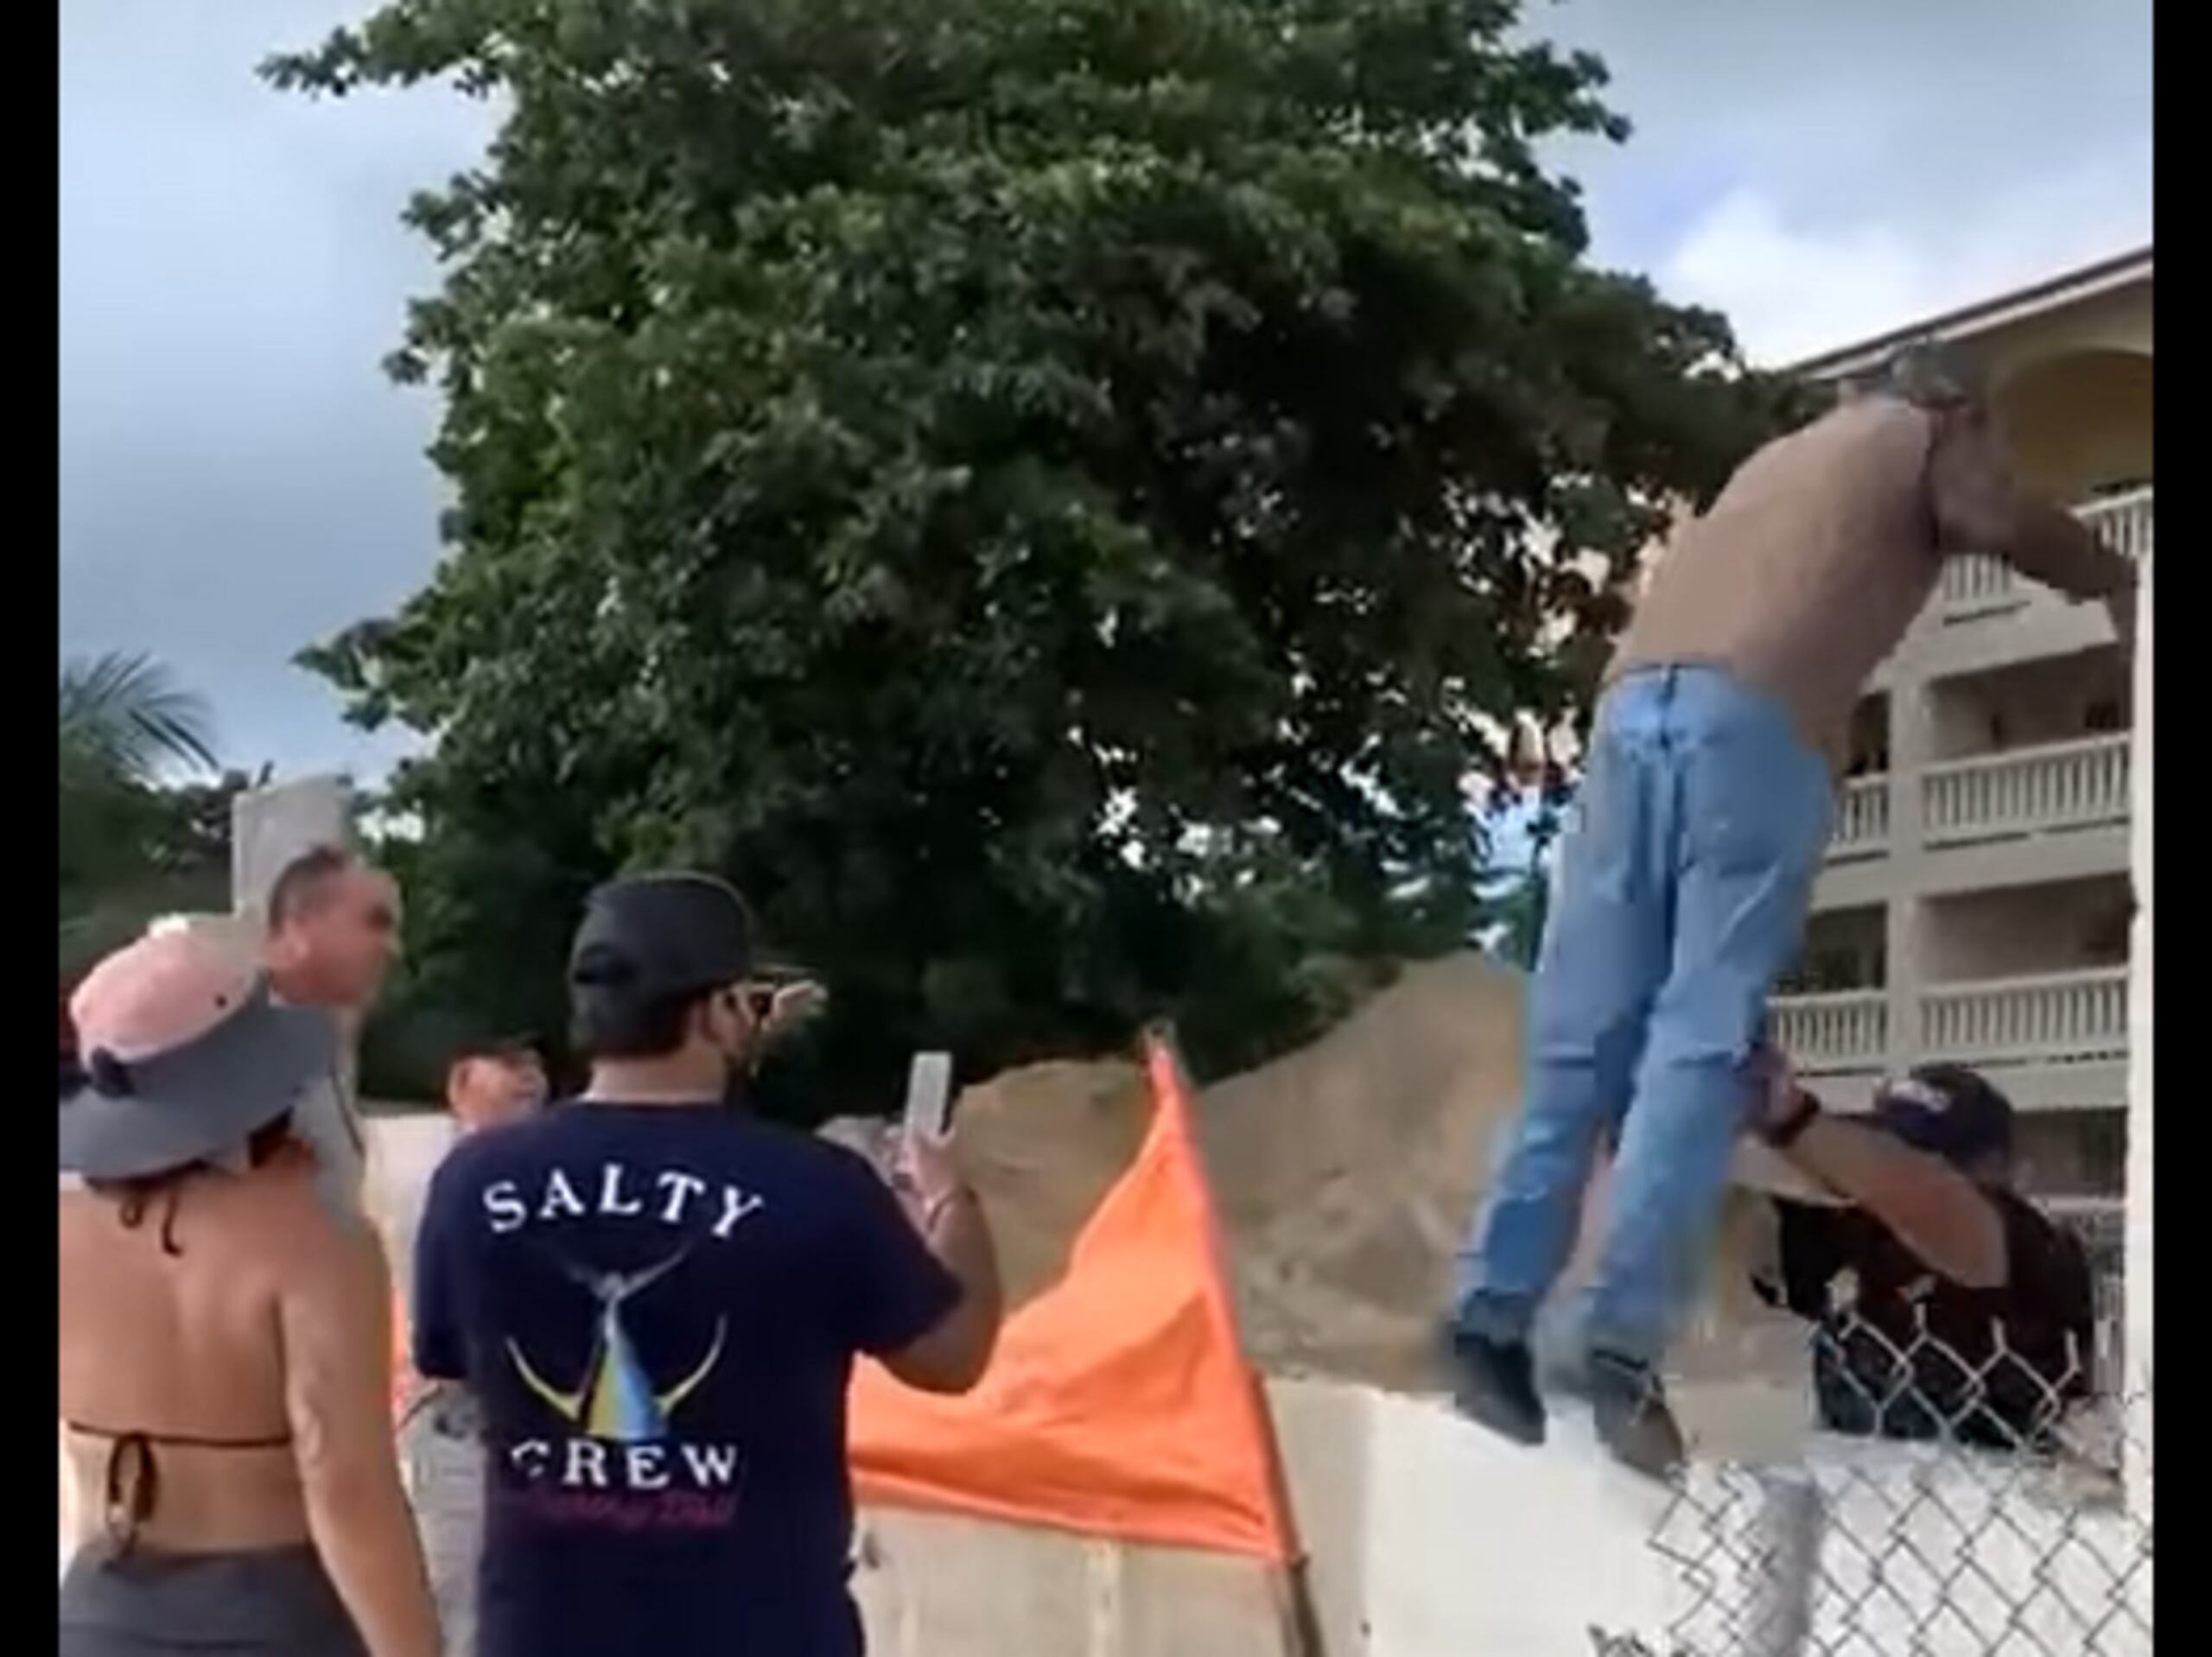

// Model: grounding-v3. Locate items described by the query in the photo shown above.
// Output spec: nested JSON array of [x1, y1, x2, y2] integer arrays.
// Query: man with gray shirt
[[402, 1039, 550, 1657], [263, 845, 403, 1222], [1449, 346, 2137, 1476]]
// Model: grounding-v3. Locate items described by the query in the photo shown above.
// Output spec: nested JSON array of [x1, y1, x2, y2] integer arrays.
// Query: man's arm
[[831, 1125, 1003, 1395], [1745, 1045, 2006, 1290], [880, 1132, 1003, 1393], [1928, 406, 2139, 612], [885, 1190, 1001, 1393], [2003, 499, 2140, 654], [278, 1214, 441, 1657], [1764, 1109, 2007, 1290]]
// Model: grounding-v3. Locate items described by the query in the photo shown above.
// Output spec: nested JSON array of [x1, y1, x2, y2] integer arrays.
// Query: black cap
[[1872, 1064, 2015, 1167], [569, 873, 755, 1011]]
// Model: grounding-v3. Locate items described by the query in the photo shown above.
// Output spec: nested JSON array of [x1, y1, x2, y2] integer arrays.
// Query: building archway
[[1993, 348, 2152, 502]]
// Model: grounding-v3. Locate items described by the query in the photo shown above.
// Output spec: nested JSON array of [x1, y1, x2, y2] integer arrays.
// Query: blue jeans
[[1455, 666, 1833, 1364]]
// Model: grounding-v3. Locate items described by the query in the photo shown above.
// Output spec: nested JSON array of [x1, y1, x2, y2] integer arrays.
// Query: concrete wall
[[851, 1510, 1302, 1657], [1264, 1380, 2147, 1657], [869, 1379, 1703, 1656], [1268, 1380, 1691, 1655], [231, 775, 351, 918]]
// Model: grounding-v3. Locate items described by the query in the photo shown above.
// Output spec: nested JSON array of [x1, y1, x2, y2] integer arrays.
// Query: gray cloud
[[60, 0, 490, 781], [59, 0, 2152, 778], [1540, 0, 2152, 359]]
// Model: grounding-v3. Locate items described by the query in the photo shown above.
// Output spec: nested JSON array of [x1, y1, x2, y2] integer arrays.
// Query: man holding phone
[[410, 872, 1002, 1657]]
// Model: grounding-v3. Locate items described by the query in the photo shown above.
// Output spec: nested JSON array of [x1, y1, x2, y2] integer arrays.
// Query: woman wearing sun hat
[[59, 928, 438, 1657]]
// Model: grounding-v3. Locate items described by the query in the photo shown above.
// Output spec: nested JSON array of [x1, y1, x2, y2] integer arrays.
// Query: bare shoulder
[[219, 1152, 387, 1298], [1847, 392, 1939, 461], [1734, 394, 1928, 492]]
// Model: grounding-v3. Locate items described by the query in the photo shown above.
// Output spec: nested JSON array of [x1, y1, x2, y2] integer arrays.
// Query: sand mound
[[1194, 953, 1527, 1389], [946, 954, 1522, 1390], [953, 1058, 1153, 1308], [950, 952, 1801, 1399]]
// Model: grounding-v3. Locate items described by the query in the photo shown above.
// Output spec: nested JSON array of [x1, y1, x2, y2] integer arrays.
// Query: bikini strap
[[67, 1422, 292, 1560], [67, 1420, 292, 1451], [98, 1432, 155, 1557]]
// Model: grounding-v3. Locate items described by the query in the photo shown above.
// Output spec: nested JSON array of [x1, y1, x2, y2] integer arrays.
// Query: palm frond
[[58, 651, 217, 782]]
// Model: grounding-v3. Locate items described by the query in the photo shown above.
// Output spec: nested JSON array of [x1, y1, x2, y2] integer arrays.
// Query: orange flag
[[849, 1033, 1300, 1564]]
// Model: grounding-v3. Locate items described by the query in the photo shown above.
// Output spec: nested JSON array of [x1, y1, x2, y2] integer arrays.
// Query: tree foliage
[[267, 0, 1803, 1108], [58, 652, 239, 978], [60, 651, 216, 794]]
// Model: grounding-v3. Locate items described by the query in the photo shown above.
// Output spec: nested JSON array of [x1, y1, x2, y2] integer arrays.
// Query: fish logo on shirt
[[506, 1243, 728, 1443]]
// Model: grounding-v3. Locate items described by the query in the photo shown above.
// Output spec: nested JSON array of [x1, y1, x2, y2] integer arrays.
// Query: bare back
[[59, 1145, 339, 1552], [1607, 396, 1941, 756]]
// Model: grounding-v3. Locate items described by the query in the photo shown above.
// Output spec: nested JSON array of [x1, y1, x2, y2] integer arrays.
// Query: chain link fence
[[1630, 1311, 2150, 1656]]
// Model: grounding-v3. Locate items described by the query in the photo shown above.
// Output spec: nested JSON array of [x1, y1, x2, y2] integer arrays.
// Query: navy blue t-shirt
[[412, 1103, 960, 1657]]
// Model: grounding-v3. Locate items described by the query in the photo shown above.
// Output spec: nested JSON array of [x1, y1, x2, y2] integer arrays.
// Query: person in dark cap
[[1738, 1049, 2095, 1450], [405, 873, 1002, 1657], [401, 1035, 549, 1657], [443, 1038, 550, 1138]]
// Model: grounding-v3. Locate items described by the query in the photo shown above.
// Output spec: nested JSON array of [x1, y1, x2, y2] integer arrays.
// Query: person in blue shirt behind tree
[[1472, 718, 1572, 971]]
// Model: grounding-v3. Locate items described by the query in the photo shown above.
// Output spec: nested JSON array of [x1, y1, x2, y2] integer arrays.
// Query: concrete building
[[1768, 246, 2152, 1214]]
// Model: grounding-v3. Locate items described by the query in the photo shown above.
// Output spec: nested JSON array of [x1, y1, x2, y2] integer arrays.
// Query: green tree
[[267, 0, 1802, 1108]]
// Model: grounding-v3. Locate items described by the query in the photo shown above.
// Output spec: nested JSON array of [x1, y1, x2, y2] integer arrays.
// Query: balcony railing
[[2083, 486, 2157, 561], [1921, 733, 2131, 846], [1921, 968, 2128, 1066], [1770, 990, 1887, 1074], [1829, 776, 1890, 858], [1939, 553, 2016, 613], [1773, 968, 2129, 1076], [1937, 486, 2153, 617], [1821, 736, 2129, 863]]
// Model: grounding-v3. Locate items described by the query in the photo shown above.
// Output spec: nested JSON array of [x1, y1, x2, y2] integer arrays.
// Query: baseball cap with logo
[[59, 930, 336, 1181], [568, 873, 758, 1015], [1731, 1060, 2017, 1206], [1871, 1063, 2016, 1169]]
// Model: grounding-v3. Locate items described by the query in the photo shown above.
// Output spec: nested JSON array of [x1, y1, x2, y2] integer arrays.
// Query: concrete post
[[231, 774, 353, 920], [230, 774, 364, 1166], [2124, 548, 2152, 1514], [1882, 681, 1935, 1077]]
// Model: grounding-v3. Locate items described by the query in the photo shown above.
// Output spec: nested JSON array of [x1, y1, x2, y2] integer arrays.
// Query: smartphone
[[901, 1051, 955, 1145]]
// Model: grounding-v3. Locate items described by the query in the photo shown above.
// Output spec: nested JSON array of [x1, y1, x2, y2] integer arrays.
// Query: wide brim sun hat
[[59, 928, 335, 1183]]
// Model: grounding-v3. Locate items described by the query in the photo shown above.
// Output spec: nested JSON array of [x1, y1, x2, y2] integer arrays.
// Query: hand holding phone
[[893, 1052, 962, 1232], [901, 1051, 954, 1145]]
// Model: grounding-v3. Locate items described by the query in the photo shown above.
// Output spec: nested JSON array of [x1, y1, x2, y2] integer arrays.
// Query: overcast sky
[[59, 0, 2152, 780]]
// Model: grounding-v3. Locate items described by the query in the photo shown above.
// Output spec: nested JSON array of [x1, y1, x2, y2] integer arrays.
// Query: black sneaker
[[1588, 1350, 1686, 1480], [1447, 1330, 1547, 1446]]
